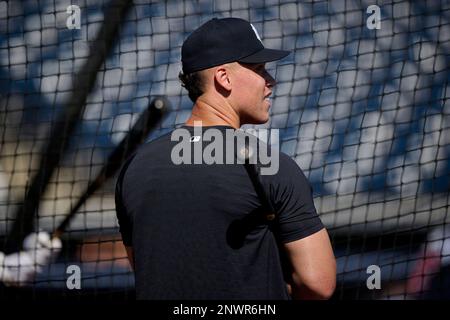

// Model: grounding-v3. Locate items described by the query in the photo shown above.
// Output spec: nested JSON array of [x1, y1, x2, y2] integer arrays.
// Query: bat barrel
[[53, 97, 170, 238]]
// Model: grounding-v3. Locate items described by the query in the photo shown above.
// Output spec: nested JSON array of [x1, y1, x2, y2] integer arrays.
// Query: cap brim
[[238, 48, 290, 64]]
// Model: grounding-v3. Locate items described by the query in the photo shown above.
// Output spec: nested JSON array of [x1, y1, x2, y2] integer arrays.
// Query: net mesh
[[0, 0, 449, 299]]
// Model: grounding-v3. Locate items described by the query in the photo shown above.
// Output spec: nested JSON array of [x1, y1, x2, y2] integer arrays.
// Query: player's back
[[117, 125, 289, 299]]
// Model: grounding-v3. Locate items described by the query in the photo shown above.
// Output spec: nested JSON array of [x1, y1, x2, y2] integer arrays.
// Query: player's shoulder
[[264, 150, 309, 184], [130, 128, 176, 160], [235, 129, 305, 177], [142, 129, 175, 149], [117, 129, 173, 176], [278, 151, 302, 170]]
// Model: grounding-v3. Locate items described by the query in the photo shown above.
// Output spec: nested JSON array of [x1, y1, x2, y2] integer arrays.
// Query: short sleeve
[[269, 153, 324, 243], [115, 156, 136, 247]]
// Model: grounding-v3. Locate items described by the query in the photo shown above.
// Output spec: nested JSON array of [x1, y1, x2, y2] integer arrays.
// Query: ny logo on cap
[[250, 23, 263, 44]]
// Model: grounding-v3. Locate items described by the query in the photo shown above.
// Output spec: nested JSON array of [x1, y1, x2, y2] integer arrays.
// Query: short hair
[[178, 71, 204, 103]]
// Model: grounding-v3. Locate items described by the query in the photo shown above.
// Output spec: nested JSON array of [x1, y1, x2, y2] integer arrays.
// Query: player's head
[[179, 17, 290, 124]]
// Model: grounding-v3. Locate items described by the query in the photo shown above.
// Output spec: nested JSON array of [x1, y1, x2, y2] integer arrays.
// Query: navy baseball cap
[[181, 18, 290, 73]]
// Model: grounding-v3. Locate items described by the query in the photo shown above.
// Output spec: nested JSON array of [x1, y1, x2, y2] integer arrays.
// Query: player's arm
[[125, 246, 135, 270], [283, 228, 336, 300]]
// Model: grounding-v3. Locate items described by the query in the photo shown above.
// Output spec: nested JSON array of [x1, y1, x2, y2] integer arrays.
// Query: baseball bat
[[239, 144, 276, 221], [239, 142, 293, 287], [4, 0, 134, 252], [52, 96, 169, 238]]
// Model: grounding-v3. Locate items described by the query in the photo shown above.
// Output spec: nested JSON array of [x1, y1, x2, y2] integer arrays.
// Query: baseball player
[[115, 17, 336, 299]]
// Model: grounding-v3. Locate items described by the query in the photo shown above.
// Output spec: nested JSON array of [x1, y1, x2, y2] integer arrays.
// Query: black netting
[[0, 0, 449, 299]]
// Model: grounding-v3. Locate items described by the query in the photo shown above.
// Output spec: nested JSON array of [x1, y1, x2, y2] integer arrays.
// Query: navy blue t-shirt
[[115, 125, 324, 299]]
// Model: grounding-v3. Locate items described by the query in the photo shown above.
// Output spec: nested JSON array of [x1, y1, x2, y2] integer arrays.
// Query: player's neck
[[185, 96, 241, 129]]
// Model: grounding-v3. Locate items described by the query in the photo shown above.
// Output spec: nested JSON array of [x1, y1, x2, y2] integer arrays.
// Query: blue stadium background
[[0, 0, 449, 299]]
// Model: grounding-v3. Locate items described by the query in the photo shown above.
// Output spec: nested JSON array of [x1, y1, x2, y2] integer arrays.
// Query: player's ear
[[214, 65, 232, 92]]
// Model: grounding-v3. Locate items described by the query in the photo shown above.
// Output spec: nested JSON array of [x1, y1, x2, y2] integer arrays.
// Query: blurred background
[[0, 0, 449, 299]]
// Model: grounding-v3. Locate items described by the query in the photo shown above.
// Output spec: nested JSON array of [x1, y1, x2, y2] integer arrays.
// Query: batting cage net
[[0, 0, 449, 300]]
